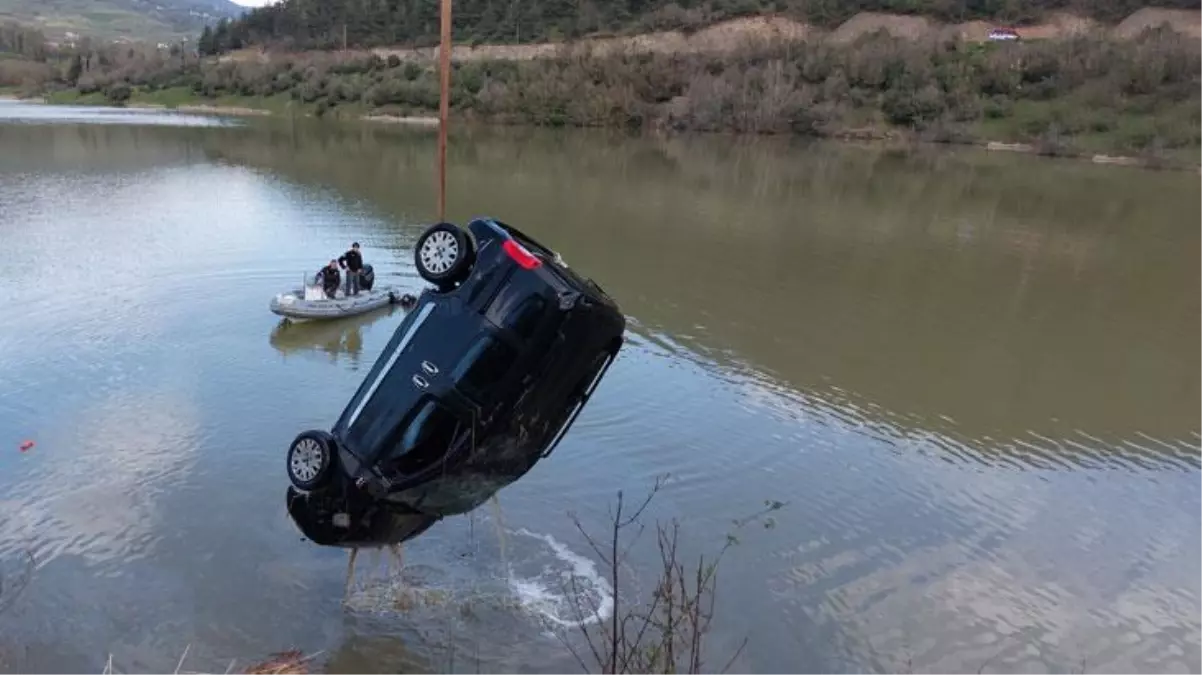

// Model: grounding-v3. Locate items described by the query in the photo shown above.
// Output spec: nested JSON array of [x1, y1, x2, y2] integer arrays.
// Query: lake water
[[0, 100, 1198, 674]]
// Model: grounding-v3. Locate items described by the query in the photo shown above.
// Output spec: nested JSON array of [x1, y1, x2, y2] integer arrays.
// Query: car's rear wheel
[[414, 222, 475, 290], [287, 430, 336, 491]]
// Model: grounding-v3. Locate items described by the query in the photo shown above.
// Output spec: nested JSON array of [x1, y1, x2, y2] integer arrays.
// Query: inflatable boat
[[270, 264, 412, 321]]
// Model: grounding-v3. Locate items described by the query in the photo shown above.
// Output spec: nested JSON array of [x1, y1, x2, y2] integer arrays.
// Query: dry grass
[[362, 9, 1200, 65], [241, 650, 316, 674], [98, 647, 321, 675], [829, 12, 937, 43], [1017, 12, 1101, 39], [1114, 7, 1202, 38], [370, 15, 812, 64], [207, 7, 1202, 73]]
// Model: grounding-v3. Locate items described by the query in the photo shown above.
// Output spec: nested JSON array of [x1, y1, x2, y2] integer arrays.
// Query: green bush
[[456, 63, 485, 95], [105, 82, 131, 104], [294, 80, 322, 103]]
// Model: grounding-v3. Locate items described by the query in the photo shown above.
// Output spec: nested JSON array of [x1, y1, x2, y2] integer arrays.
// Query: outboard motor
[[360, 264, 375, 291]]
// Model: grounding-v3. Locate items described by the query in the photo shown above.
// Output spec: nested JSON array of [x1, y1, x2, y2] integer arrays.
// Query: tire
[[287, 430, 336, 491], [414, 222, 475, 290]]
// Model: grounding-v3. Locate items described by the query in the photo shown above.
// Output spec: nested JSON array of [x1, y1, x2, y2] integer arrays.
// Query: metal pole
[[436, 0, 452, 222]]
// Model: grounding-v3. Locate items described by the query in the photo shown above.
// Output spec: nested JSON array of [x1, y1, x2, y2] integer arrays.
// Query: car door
[[335, 296, 480, 469]]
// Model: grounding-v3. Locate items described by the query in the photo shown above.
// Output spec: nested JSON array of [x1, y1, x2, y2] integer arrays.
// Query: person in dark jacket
[[315, 260, 341, 299], [338, 242, 364, 296]]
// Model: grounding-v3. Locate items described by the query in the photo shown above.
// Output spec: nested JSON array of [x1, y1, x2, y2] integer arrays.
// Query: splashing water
[[339, 524, 613, 636], [490, 496, 508, 571], [506, 529, 614, 631]]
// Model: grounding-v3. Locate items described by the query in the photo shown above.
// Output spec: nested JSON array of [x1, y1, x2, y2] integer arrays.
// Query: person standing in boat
[[315, 260, 341, 300], [339, 242, 364, 297]]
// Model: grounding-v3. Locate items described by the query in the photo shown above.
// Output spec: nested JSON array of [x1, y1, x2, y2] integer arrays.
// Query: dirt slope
[[1114, 8, 1201, 38], [219, 9, 1200, 64], [828, 12, 937, 43], [372, 15, 810, 63]]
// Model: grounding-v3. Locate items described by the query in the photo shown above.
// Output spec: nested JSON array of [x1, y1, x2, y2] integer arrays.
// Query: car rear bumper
[[285, 481, 441, 549]]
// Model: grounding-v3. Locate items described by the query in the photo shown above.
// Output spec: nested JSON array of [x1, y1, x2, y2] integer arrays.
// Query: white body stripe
[[345, 302, 435, 428]]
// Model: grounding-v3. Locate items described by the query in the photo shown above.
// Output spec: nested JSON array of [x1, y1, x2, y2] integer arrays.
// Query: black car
[[284, 218, 626, 548]]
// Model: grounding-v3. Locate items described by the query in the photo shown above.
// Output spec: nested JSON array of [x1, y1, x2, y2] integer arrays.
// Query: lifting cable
[[436, 0, 453, 223]]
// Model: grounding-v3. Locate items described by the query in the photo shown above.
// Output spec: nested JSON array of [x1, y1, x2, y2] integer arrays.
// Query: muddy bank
[[173, 104, 273, 117], [360, 114, 440, 126]]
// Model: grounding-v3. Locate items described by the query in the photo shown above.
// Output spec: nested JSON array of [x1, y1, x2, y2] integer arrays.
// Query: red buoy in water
[[19, 440, 34, 452]]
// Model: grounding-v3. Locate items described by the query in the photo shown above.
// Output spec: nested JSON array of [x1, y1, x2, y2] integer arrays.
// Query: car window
[[452, 334, 516, 400], [392, 400, 461, 474], [502, 294, 546, 339]]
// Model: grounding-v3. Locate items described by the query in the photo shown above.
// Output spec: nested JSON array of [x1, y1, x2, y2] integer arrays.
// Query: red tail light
[[503, 239, 542, 270]]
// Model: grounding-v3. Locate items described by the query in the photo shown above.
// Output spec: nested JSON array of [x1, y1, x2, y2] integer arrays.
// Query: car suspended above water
[[284, 217, 626, 548]]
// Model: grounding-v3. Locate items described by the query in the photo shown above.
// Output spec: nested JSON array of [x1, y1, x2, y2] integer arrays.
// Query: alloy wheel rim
[[420, 231, 459, 274], [290, 438, 324, 482]]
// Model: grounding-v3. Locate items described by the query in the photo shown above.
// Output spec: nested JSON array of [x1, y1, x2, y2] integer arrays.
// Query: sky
[[229, 0, 279, 6]]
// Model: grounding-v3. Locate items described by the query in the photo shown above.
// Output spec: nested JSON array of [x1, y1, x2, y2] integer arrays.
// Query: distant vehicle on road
[[988, 27, 1020, 41]]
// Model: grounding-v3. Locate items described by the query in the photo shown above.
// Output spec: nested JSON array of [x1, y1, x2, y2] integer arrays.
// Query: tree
[[198, 25, 216, 56], [213, 19, 231, 53], [65, 54, 83, 84]]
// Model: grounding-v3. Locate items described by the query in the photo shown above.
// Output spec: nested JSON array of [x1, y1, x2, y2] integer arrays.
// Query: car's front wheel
[[414, 222, 475, 290], [287, 430, 336, 491]]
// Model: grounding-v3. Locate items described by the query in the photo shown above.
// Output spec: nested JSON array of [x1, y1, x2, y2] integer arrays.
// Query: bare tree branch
[[560, 479, 782, 674]]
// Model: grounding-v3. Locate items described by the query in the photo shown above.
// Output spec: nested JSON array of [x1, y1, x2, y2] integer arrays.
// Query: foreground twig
[[563, 476, 784, 673], [175, 644, 191, 674]]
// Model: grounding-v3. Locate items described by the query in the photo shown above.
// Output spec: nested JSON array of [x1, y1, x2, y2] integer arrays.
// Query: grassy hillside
[[28, 21, 1199, 166], [0, 0, 242, 42], [211, 0, 1200, 52], [4, 0, 1196, 167]]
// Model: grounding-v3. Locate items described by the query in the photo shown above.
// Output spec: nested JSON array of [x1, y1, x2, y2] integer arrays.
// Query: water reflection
[[195, 121, 1201, 471], [6, 115, 1198, 471], [0, 106, 1198, 673], [269, 308, 401, 366], [0, 100, 235, 128]]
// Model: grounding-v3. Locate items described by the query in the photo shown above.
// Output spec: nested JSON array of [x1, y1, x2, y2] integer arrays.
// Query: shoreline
[[7, 95, 1195, 173], [360, 114, 440, 126], [980, 140, 1202, 172]]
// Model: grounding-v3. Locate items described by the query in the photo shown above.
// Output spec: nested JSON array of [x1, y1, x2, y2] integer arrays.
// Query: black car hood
[[285, 451, 542, 549], [286, 486, 440, 549]]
